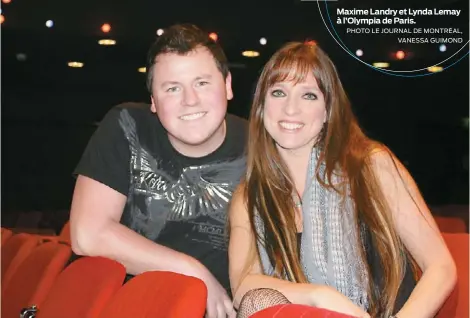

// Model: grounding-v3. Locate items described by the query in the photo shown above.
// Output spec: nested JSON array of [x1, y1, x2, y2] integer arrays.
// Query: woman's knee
[[237, 288, 290, 318]]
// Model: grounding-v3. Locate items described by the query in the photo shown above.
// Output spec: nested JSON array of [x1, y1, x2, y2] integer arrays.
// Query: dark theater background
[[1, 0, 468, 232]]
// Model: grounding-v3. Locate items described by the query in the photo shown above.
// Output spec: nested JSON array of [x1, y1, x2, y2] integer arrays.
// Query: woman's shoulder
[[366, 142, 389, 157], [232, 181, 247, 203], [365, 144, 398, 167], [229, 181, 250, 224]]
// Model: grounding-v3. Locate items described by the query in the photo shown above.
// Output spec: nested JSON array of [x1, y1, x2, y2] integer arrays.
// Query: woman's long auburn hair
[[244, 42, 416, 316]]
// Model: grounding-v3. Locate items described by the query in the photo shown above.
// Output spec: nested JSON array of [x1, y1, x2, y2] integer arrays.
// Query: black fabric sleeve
[[73, 106, 130, 195]]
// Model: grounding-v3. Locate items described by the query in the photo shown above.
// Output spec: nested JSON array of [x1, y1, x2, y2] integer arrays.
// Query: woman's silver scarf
[[255, 146, 370, 309]]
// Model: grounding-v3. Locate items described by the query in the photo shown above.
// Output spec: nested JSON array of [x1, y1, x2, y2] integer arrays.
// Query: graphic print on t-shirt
[[118, 109, 245, 248]]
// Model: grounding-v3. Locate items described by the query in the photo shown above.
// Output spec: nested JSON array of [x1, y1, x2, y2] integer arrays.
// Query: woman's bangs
[[267, 53, 312, 86]]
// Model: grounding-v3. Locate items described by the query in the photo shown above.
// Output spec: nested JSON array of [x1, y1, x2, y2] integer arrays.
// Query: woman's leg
[[237, 288, 291, 318]]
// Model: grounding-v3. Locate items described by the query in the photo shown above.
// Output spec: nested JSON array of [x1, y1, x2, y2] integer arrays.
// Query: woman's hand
[[310, 285, 370, 318]]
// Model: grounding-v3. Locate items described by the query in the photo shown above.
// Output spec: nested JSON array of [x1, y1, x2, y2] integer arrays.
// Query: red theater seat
[[99, 271, 207, 318], [35, 256, 126, 318], [1, 241, 71, 318], [1, 233, 39, 291], [250, 304, 356, 318]]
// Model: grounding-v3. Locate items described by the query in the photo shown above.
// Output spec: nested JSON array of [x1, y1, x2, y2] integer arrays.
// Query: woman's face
[[263, 72, 327, 154]]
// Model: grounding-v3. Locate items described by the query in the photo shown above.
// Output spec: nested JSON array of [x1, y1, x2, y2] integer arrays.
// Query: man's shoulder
[[112, 102, 152, 119], [98, 102, 156, 128], [114, 102, 150, 111]]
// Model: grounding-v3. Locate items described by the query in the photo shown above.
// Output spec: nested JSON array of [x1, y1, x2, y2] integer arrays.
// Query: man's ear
[[225, 72, 233, 101], [150, 95, 157, 113]]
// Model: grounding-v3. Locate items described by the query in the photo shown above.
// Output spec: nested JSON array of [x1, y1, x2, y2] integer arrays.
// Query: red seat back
[[36, 256, 126, 318], [250, 304, 356, 318], [434, 216, 467, 233], [1, 228, 13, 246], [1, 241, 72, 318], [1, 233, 39, 290], [99, 271, 207, 318]]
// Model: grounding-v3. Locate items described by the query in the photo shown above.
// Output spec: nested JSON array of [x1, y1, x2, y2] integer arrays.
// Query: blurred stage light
[[16, 53, 27, 61], [462, 117, 469, 129], [242, 50, 260, 57], [260, 37, 267, 45], [2, 0, 11, 4], [395, 50, 405, 60], [427, 66, 443, 72], [98, 39, 116, 46], [138, 67, 146, 73], [156, 29, 164, 36], [355, 49, 363, 57], [101, 23, 111, 33], [209, 32, 218, 41], [373, 62, 389, 68], [439, 44, 447, 52], [68, 61, 84, 68], [46, 20, 54, 28]]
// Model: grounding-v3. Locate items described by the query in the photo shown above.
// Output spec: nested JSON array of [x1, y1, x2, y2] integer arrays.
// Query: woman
[[228, 42, 456, 318]]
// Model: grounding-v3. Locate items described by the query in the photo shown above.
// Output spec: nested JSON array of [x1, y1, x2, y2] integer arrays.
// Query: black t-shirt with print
[[74, 102, 247, 294]]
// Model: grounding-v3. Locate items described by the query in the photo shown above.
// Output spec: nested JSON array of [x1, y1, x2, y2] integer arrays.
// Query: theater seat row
[[2, 216, 468, 318], [1, 231, 207, 318]]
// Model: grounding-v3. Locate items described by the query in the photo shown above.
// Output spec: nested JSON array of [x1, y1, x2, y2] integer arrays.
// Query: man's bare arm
[[70, 175, 206, 276]]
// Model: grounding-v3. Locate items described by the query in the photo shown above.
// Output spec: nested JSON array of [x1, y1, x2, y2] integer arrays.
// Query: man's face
[[151, 47, 233, 157]]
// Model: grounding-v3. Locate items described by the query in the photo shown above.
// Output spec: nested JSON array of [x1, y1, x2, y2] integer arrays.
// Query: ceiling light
[[462, 117, 469, 129], [373, 62, 389, 68], [427, 66, 443, 73], [16, 53, 27, 61], [156, 29, 164, 36], [242, 50, 260, 57], [98, 39, 116, 46], [138, 67, 146, 73], [101, 23, 111, 33], [395, 50, 405, 60], [45, 20, 54, 28], [260, 37, 267, 45], [355, 49, 363, 57], [209, 32, 218, 41], [68, 61, 84, 68]]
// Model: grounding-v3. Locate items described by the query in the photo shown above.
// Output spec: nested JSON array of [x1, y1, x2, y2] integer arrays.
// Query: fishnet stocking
[[237, 288, 291, 318]]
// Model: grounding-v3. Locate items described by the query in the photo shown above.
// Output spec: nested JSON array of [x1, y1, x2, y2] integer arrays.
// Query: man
[[69, 24, 247, 318]]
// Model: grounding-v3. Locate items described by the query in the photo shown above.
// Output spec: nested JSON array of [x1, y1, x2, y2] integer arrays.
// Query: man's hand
[[189, 262, 235, 318], [203, 274, 236, 318]]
